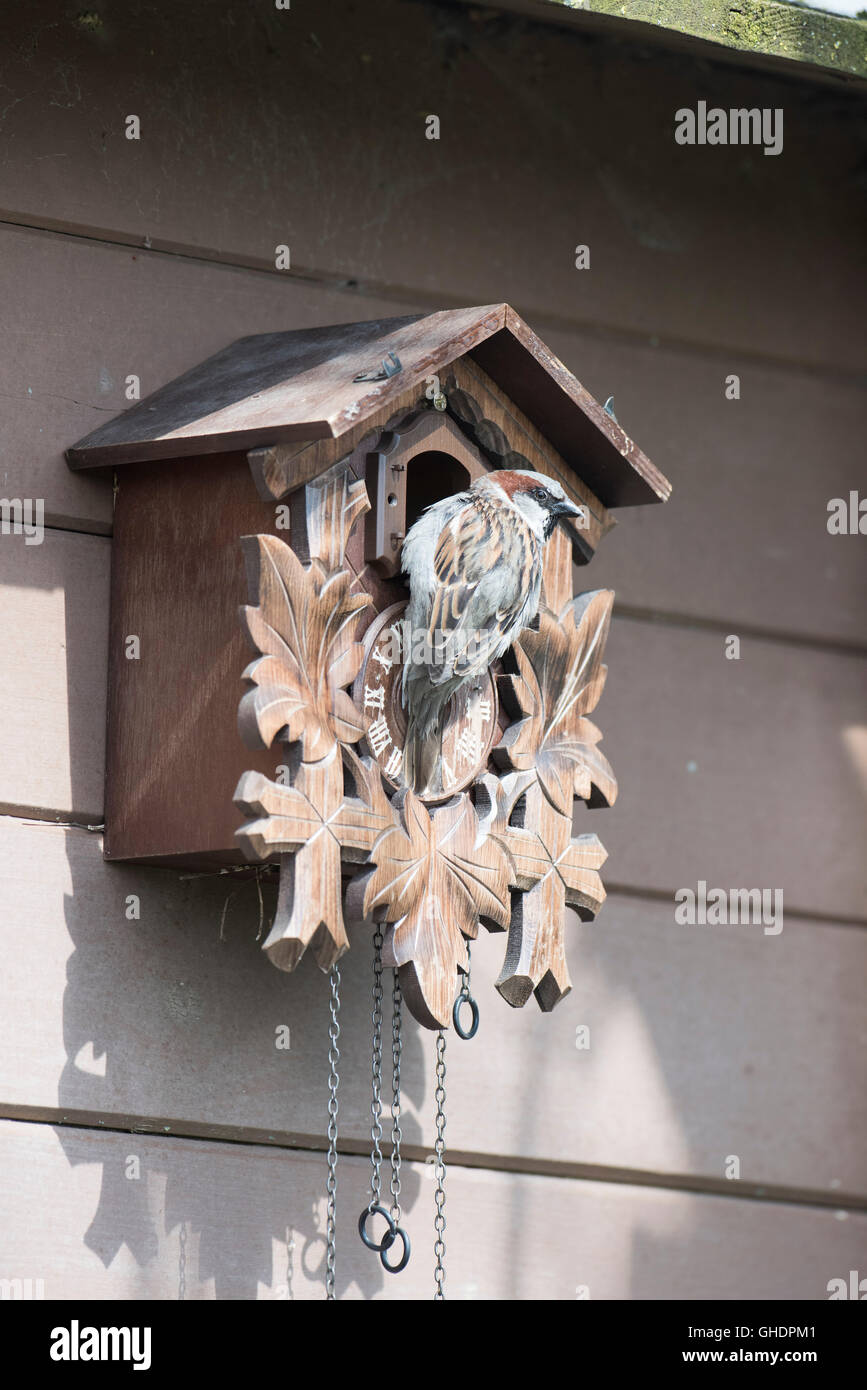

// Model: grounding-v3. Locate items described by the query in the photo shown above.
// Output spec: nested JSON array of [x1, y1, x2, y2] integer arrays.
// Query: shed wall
[[0, 0, 864, 1300]]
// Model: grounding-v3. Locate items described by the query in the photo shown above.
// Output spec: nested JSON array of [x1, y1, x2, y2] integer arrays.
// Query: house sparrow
[[400, 469, 582, 793]]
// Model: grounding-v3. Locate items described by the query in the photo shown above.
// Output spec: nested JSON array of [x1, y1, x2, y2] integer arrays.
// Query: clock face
[[354, 602, 499, 802]]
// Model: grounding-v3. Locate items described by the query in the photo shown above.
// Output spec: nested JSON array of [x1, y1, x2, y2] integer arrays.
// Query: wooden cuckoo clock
[[69, 304, 670, 1294]]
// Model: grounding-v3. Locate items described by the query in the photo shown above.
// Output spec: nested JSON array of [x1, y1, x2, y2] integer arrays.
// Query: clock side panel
[[104, 452, 290, 867]]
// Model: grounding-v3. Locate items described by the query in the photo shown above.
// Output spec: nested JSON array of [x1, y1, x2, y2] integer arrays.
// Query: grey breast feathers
[[421, 490, 541, 688]]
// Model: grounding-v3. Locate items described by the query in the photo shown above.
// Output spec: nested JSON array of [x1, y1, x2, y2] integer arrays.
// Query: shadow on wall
[[25, 477, 425, 1298], [55, 840, 426, 1299], [46, 531, 865, 1298]]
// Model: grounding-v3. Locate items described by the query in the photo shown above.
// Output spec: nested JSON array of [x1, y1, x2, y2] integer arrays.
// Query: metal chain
[[325, 962, 341, 1301], [358, 927, 407, 1264], [368, 926, 385, 1212], [460, 940, 472, 1003], [285, 1227, 295, 1302], [389, 969, 403, 1224], [434, 1029, 447, 1300], [453, 939, 480, 1040], [178, 1221, 187, 1301]]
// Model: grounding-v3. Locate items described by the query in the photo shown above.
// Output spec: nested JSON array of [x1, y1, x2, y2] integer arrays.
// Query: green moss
[[533, 0, 867, 79]]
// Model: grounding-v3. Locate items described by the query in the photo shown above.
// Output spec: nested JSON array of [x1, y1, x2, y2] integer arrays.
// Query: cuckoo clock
[[67, 301, 671, 1020], [69, 304, 670, 1293]]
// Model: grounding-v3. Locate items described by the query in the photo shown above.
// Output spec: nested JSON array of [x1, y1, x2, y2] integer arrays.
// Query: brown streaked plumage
[[399, 468, 582, 792]]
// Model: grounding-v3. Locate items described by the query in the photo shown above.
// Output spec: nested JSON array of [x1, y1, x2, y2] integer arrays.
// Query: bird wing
[[424, 497, 539, 686]]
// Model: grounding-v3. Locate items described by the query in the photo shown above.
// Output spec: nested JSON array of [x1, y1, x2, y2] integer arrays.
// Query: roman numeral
[[371, 627, 400, 672], [455, 728, 482, 765], [368, 716, 392, 756]]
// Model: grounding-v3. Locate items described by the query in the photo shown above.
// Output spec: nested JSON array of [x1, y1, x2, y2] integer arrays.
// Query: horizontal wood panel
[[0, 1119, 864, 1300], [0, 224, 415, 535], [4, 224, 864, 643], [0, 530, 109, 821], [597, 616, 867, 922], [4, 534, 864, 916], [0, 3, 864, 375], [550, 331, 867, 648], [1, 817, 864, 1195]]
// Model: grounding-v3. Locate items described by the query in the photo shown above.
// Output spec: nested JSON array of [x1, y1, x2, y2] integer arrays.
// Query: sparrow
[[400, 469, 582, 793]]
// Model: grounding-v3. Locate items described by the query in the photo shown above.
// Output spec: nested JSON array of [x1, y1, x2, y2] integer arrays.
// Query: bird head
[[481, 470, 583, 541]]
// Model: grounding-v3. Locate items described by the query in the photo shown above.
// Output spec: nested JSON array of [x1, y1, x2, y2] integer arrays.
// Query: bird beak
[[552, 496, 584, 526]]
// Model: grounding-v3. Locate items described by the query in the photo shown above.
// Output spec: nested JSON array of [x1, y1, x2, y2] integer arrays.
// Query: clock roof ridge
[[67, 303, 670, 509]]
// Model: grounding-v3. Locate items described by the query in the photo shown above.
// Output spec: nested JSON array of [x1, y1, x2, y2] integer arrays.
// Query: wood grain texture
[[235, 467, 380, 973], [1, 1119, 865, 1300], [6, 531, 865, 916], [4, 225, 863, 648], [67, 307, 507, 466], [350, 601, 502, 798], [249, 405, 497, 561], [544, 326, 867, 649], [234, 462, 600, 1029], [446, 358, 614, 561], [480, 541, 616, 1010], [1, 0, 862, 1305], [0, 223, 414, 534], [1, 817, 864, 1197], [470, 313, 670, 507], [102, 452, 310, 864], [597, 616, 867, 923], [0, 529, 109, 821], [0, 2, 863, 374], [69, 303, 667, 511], [247, 392, 430, 505], [362, 412, 486, 576], [258, 388, 613, 563], [358, 790, 512, 1030]]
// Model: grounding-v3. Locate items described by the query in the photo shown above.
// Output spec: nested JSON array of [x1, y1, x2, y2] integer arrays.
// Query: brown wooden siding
[[0, 0, 864, 1299]]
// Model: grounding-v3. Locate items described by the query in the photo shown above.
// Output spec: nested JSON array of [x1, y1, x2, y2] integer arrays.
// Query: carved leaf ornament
[[234, 460, 617, 1030], [238, 540, 369, 760], [500, 593, 618, 814], [357, 790, 511, 1029]]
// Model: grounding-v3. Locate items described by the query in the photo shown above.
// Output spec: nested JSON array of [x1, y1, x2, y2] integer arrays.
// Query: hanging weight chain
[[389, 970, 403, 1226], [369, 925, 385, 1212], [358, 926, 395, 1253], [433, 1029, 447, 1300], [325, 962, 341, 1302], [379, 969, 411, 1273], [453, 939, 480, 1040], [358, 931, 410, 1271]]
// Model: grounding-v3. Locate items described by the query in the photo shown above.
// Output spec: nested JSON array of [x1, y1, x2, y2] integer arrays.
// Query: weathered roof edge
[[67, 303, 671, 509], [460, 0, 867, 85]]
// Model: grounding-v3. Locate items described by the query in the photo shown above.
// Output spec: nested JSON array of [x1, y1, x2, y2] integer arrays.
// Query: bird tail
[[403, 687, 450, 796]]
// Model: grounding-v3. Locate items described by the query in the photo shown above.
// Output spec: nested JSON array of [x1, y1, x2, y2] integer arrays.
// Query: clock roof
[[67, 302, 670, 508]]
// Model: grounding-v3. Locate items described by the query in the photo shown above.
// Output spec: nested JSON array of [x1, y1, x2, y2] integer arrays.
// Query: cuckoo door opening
[[404, 451, 471, 540]]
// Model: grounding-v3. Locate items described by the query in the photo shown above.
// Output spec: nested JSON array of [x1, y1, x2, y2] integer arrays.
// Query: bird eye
[[532, 487, 549, 502]]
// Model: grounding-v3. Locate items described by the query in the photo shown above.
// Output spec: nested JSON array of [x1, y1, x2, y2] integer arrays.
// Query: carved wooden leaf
[[361, 791, 511, 1029], [476, 769, 607, 1010], [498, 589, 617, 816], [238, 534, 370, 760], [234, 747, 396, 865], [256, 749, 347, 971], [477, 770, 608, 912]]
